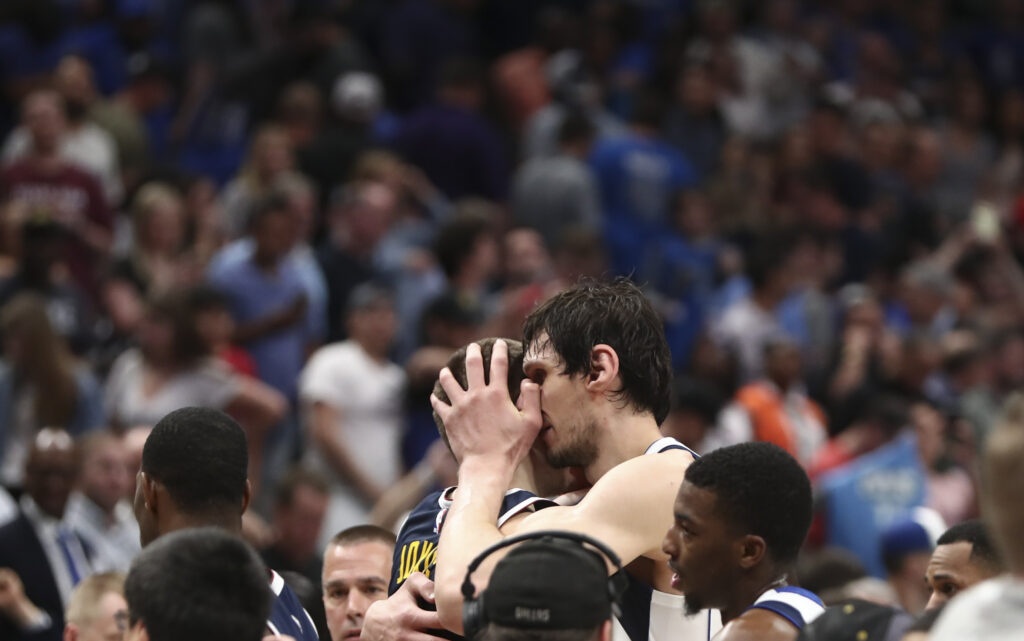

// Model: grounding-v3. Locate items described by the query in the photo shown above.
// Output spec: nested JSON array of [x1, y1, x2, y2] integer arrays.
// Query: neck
[[719, 571, 788, 625], [585, 410, 664, 483], [164, 512, 242, 538], [252, 252, 277, 271]]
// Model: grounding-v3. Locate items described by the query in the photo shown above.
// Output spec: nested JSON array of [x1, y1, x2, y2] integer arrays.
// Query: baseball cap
[[482, 538, 612, 630], [796, 600, 913, 641]]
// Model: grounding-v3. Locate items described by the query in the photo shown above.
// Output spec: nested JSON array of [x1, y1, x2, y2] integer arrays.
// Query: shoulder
[[717, 608, 800, 641]]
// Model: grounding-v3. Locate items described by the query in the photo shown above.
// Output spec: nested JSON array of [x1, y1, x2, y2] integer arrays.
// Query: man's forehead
[[929, 541, 973, 569], [325, 541, 392, 570], [524, 333, 559, 364]]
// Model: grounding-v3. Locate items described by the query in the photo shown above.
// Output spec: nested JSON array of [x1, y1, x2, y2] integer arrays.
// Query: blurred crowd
[[3, 0, 1024, 619]]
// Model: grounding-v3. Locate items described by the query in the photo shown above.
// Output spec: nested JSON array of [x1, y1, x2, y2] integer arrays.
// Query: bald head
[[25, 428, 77, 519]]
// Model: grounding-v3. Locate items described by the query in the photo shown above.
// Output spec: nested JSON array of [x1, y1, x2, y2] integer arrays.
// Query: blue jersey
[[267, 570, 321, 641], [745, 586, 824, 630], [390, 487, 555, 594]]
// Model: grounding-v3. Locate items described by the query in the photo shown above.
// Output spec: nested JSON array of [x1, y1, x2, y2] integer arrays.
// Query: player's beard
[[683, 594, 705, 618], [545, 421, 599, 469]]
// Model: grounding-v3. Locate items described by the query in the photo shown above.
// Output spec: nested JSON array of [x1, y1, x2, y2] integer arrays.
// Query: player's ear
[[588, 344, 620, 391], [737, 534, 767, 570], [140, 472, 158, 515], [597, 619, 613, 641], [63, 622, 78, 641], [126, 620, 149, 641]]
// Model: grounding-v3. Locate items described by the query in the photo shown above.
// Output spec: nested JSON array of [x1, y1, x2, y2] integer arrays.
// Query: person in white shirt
[[64, 432, 141, 573], [931, 396, 1024, 640], [300, 284, 405, 543]]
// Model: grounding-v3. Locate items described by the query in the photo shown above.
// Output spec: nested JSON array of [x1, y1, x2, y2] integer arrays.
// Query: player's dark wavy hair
[[522, 278, 672, 424], [685, 442, 813, 564]]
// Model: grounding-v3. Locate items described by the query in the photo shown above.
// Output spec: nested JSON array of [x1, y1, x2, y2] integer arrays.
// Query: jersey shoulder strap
[[644, 436, 700, 458], [745, 586, 825, 630]]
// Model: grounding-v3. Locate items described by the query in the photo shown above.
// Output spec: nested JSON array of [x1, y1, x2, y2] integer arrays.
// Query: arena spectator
[[108, 182, 195, 302], [322, 525, 395, 641], [62, 572, 126, 641], [930, 396, 1024, 639], [0, 294, 104, 488], [713, 338, 827, 466], [219, 125, 300, 239], [64, 432, 139, 573], [0, 90, 113, 301], [299, 284, 404, 540], [317, 181, 398, 344], [925, 519, 1004, 611], [261, 468, 329, 589], [0, 429, 102, 641], [103, 289, 285, 493], [207, 194, 309, 405], [2, 62, 121, 206], [394, 57, 507, 201], [511, 111, 601, 249]]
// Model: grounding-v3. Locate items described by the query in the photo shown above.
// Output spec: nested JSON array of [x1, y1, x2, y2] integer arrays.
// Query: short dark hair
[[273, 467, 329, 509], [684, 442, 813, 563], [186, 284, 231, 314], [434, 212, 494, 279], [437, 57, 484, 92], [522, 278, 672, 424], [142, 407, 248, 517], [432, 338, 526, 451], [125, 528, 270, 641], [480, 625, 602, 641], [745, 230, 797, 291], [248, 192, 291, 232], [936, 519, 1004, 572], [557, 110, 595, 146], [146, 288, 212, 366], [670, 379, 725, 426], [328, 524, 397, 549]]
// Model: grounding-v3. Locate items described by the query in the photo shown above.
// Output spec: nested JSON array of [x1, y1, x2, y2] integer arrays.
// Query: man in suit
[[0, 428, 100, 641]]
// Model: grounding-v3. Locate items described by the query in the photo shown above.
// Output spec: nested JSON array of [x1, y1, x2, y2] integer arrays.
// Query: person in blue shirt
[[589, 92, 697, 276], [208, 193, 312, 404]]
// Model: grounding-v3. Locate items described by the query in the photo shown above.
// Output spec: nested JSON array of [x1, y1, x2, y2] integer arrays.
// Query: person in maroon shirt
[[1, 90, 113, 302]]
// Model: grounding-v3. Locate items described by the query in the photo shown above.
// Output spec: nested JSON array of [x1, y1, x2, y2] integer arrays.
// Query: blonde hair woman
[[0, 294, 104, 486]]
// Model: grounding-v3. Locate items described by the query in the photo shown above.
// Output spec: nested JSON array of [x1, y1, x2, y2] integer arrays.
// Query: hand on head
[[431, 340, 542, 470]]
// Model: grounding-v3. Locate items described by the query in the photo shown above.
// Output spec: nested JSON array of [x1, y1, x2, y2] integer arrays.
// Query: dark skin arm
[[715, 609, 801, 641]]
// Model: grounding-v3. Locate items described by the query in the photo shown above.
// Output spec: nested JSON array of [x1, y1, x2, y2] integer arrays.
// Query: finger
[[518, 380, 542, 429], [405, 572, 436, 602], [403, 611, 443, 633], [489, 339, 509, 389], [429, 393, 452, 424], [400, 630, 447, 641], [465, 342, 485, 389], [436, 367, 465, 402]]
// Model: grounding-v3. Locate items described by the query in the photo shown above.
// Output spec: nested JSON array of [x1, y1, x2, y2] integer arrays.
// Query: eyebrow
[[325, 577, 387, 589]]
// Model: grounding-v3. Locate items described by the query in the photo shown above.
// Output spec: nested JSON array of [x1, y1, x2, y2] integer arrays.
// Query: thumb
[[518, 380, 542, 429]]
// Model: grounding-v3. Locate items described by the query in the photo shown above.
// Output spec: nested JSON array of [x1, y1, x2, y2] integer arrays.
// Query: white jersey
[[612, 438, 724, 641]]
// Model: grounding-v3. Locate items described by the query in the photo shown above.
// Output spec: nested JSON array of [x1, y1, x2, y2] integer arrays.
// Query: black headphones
[[460, 530, 629, 640]]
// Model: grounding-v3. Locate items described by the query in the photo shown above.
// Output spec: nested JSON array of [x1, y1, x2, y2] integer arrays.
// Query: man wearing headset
[[465, 532, 619, 641]]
